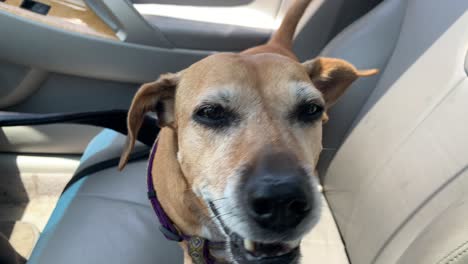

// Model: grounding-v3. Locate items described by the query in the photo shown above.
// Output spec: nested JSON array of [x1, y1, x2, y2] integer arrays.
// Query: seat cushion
[[301, 196, 349, 264], [28, 160, 184, 264], [319, 0, 468, 263], [29, 129, 349, 263], [28, 130, 183, 264]]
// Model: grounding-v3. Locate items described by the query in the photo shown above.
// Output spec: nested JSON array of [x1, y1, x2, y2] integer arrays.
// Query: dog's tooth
[[317, 184, 323, 193], [243, 239, 255, 252], [286, 239, 301, 249]]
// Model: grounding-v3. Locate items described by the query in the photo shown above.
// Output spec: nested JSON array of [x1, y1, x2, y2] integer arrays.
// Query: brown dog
[[119, 0, 377, 263]]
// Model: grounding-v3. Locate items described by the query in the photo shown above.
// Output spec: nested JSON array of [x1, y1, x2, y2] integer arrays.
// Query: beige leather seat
[[319, 0, 468, 263], [28, 0, 468, 263]]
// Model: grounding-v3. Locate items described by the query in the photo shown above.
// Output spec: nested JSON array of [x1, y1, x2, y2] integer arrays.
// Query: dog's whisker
[[210, 197, 228, 202], [323, 189, 353, 194], [217, 214, 242, 223], [198, 200, 233, 214], [210, 212, 234, 221], [198, 203, 225, 213], [194, 206, 236, 223]]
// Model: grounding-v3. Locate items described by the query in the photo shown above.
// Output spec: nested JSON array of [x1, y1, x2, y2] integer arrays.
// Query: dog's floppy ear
[[119, 72, 180, 170], [303, 57, 378, 107]]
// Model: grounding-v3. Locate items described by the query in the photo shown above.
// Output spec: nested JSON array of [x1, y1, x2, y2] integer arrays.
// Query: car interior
[[0, 0, 467, 263]]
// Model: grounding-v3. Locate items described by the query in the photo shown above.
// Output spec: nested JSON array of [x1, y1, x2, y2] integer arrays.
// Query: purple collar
[[146, 142, 221, 264]]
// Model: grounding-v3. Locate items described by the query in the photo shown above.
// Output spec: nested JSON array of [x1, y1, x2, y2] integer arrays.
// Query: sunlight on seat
[[10, 155, 81, 232], [133, 3, 279, 30], [15, 155, 80, 173], [3, 127, 50, 145]]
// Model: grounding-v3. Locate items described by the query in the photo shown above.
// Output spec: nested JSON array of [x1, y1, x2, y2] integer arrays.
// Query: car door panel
[[0, 0, 381, 155]]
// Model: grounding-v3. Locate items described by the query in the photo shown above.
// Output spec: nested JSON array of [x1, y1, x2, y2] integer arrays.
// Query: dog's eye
[[193, 104, 235, 128], [295, 102, 324, 123]]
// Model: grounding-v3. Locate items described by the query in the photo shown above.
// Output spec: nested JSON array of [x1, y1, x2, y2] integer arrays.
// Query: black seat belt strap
[[0, 110, 159, 194], [0, 110, 159, 147]]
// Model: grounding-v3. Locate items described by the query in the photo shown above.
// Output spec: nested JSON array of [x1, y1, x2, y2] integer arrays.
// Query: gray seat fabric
[[25, 129, 181, 264], [27, 132, 184, 263], [142, 15, 271, 51], [133, 0, 280, 51], [134, 0, 382, 52]]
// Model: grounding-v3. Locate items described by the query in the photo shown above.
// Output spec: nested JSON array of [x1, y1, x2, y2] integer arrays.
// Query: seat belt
[[0, 110, 158, 146], [0, 110, 159, 193]]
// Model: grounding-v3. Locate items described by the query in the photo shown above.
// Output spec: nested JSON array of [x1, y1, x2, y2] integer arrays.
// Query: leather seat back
[[318, 0, 468, 263]]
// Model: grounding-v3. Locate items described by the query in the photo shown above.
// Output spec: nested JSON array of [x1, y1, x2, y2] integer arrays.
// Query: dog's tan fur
[[119, 0, 377, 263]]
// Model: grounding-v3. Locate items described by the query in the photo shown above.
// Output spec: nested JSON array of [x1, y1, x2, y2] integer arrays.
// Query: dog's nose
[[247, 179, 311, 232], [244, 151, 313, 233]]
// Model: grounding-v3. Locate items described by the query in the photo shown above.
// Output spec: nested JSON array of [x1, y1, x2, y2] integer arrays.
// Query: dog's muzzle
[[210, 151, 318, 263], [209, 202, 301, 264], [240, 151, 315, 235]]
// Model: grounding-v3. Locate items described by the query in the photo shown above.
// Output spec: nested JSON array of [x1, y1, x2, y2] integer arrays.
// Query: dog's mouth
[[229, 232, 300, 263], [208, 202, 301, 263]]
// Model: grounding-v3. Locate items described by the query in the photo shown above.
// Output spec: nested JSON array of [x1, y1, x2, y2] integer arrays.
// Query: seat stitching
[[437, 240, 468, 264], [464, 49, 468, 76], [367, 77, 467, 264], [326, 0, 410, 236]]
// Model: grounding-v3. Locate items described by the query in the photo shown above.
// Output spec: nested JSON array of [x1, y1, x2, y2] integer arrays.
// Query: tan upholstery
[[318, 0, 468, 263], [397, 198, 468, 264], [301, 196, 349, 264]]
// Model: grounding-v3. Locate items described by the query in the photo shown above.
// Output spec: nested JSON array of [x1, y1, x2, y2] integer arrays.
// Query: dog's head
[[120, 53, 376, 263]]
